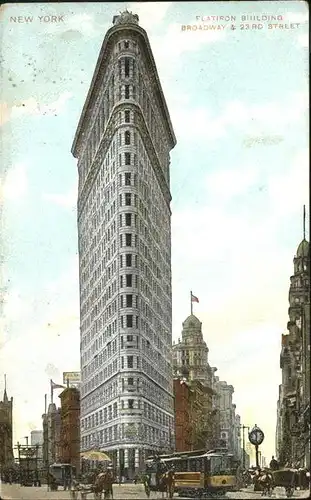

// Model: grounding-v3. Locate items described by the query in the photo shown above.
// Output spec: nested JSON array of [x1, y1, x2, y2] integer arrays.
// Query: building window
[[120, 255, 123, 268], [125, 213, 132, 226], [125, 131, 131, 145], [125, 172, 131, 185], [124, 58, 130, 77], [125, 152, 131, 165], [128, 377, 134, 385], [125, 110, 130, 123], [126, 294, 133, 307], [126, 315, 133, 328], [124, 41, 129, 49], [125, 193, 131, 205], [126, 274, 132, 287], [126, 254, 132, 267], [125, 85, 130, 99], [128, 398, 134, 409], [125, 234, 132, 246]]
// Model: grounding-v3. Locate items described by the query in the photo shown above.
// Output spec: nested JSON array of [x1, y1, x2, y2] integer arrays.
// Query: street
[[0, 483, 310, 500]]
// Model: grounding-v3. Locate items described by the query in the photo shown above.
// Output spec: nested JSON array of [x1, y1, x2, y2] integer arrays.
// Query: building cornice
[[72, 23, 176, 159]]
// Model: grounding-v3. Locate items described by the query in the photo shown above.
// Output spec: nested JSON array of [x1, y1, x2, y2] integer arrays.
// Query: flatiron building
[[72, 11, 176, 476]]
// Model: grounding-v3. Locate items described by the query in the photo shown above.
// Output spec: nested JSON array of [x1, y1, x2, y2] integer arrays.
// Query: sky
[[0, 1, 309, 462]]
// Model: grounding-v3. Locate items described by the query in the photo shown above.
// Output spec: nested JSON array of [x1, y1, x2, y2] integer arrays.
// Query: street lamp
[[248, 424, 265, 468]]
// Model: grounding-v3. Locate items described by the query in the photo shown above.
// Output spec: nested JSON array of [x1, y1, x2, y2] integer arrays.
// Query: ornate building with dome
[[276, 210, 310, 467], [173, 314, 243, 456]]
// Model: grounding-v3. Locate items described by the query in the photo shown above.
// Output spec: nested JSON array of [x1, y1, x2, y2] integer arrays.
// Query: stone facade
[[59, 388, 81, 473], [0, 387, 14, 468], [42, 403, 62, 466], [276, 234, 310, 467], [73, 10, 176, 477], [173, 376, 216, 452], [173, 378, 192, 452]]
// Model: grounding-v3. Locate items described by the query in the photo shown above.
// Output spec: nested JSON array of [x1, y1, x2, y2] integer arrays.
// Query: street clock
[[248, 425, 264, 445]]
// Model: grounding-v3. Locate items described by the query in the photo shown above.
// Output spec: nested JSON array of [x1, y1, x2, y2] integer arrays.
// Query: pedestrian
[[269, 456, 279, 471]]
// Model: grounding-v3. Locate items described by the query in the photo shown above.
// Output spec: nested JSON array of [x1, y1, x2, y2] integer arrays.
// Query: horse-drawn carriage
[[272, 468, 310, 498], [70, 468, 114, 500], [272, 468, 296, 497]]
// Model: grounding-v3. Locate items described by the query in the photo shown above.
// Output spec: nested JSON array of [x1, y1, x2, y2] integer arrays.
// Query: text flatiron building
[[72, 11, 176, 477]]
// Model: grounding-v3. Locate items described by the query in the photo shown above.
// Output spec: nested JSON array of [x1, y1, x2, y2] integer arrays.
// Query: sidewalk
[[241, 486, 311, 498]]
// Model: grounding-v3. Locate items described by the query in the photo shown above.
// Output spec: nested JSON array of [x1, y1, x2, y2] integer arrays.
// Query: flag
[[50, 379, 65, 390], [191, 294, 199, 303]]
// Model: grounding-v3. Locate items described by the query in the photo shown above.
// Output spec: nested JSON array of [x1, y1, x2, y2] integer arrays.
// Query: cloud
[[11, 91, 73, 119], [243, 135, 284, 148], [42, 181, 78, 209], [172, 91, 308, 143], [1, 163, 28, 202], [45, 363, 61, 380]]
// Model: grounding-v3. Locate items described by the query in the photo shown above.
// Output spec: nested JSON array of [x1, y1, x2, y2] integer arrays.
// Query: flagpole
[[44, 393, 47, 414], [190, 291, 193, 315], [50, 380, 53, 404]]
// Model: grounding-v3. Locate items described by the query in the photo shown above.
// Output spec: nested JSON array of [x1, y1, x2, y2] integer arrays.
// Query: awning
[[80, 450, 111, 462]]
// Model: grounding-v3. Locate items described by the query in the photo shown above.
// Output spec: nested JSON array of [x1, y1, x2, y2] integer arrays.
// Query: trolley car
[[145, 448, 237, 498]]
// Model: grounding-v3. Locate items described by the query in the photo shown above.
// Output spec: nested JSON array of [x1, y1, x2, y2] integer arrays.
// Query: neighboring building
[[241, 448, 250, 469], [173, 315, 220, 450], [30, 430, 43, 468], [300, 302, 310, 468], [245, 442, 255, 467], [0, 383, 14, 468], [42, 403, 62, 465], [31, 430, 43, 447], [173, 315, 244, 455], [173, 377, 191, 452], [59, 387, 80, 473], [72, 10, 176, 477], [233, 414, 242, 462], [276, 218, 310, 467], [189, 379, 215, 450], [173, 315, 212, 386], [218, 381, 235, 454], [173, 375, 216, 452]]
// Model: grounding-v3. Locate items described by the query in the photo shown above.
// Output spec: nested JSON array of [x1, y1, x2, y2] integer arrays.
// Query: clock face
[[249, 427, 264, 445]]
